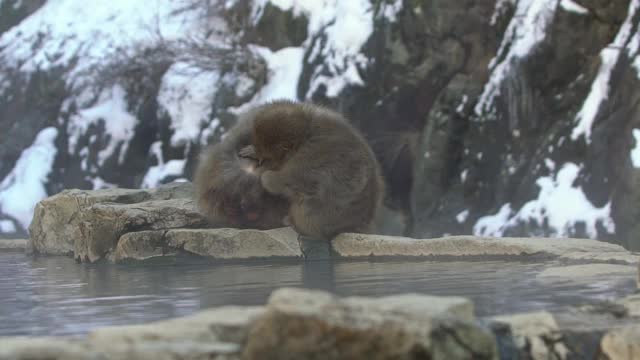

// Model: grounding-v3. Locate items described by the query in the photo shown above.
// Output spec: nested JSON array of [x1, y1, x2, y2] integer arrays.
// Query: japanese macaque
[[240, 100, 384, 239], [193, 112, 289, 229]]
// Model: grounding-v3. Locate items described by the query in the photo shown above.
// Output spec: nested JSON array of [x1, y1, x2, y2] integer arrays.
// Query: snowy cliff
[[1, 0, 640, 250]]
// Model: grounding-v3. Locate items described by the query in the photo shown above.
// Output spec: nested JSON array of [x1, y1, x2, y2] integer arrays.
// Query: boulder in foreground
[[0, 288, 496, 360]]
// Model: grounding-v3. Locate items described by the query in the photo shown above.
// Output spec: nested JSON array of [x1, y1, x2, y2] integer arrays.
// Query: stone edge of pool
[[18, 181, 639, 264], [0, 287, 638, 359]]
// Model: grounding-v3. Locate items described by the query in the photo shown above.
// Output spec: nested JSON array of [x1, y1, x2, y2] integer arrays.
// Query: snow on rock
[[253, 0, 374, 98], [141, 141, 186, 188], [631, 129, 640, 168], [490, 0, 516, 25], [474, 163, 615, 238], [0, 127, 58, 231], [381, 0, 403, 22], [0, 0, 204, 90], [233, 46, 304, 113], [474, 204, 514, 237], [157, 62, 220, 147], [456, 210, 470, 224], [68, 84, 138, 166], [572, 0, 640, 143], [0, 220, 16, 233], [560, 0, 588, 14], [142, 160, 186, 189], [476, 0, 557, 115]]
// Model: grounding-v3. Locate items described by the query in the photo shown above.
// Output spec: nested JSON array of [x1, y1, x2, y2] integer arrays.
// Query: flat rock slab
[[0, 239, 29, 251], [112, 227, 302, 262], [333, 233, 639, 264]]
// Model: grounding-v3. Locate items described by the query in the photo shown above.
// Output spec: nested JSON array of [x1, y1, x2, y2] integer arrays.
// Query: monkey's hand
[[238, 145, 257, 160]]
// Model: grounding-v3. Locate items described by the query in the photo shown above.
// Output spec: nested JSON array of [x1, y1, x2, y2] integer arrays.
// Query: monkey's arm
[[261, 159, 322, 200], [238, 145, 257, 160], [261, 170, 292, 198]]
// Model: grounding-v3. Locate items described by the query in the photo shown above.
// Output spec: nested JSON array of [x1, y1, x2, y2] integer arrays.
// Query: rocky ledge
[[26, 183, 640, 267], [1, 287, 639, 360]]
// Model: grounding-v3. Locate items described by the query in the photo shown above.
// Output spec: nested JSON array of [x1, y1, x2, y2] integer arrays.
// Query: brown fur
[[193, 113, 289, 229], [246, 100, 384, 239]]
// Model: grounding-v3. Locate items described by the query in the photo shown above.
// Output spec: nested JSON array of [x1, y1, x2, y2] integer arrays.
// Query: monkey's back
[[289, 104, 384, 237], [193, 117, 289, 230]]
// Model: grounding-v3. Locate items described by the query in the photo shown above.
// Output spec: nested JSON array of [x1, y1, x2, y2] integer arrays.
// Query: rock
[[618, 294, 640, 317], [0, 238, 29, 251], [490, 312, 568, 360], [28, 182, 206, 262], [536, 264, 637, 281], [112, 227, 301, 262], [601, 324, 640, 360], [0, 289, 498, 360], [0, 306, 262, 360], [75, 198, 207, 262], [243, 287, 497, 360], [332, 234, 639, 264]]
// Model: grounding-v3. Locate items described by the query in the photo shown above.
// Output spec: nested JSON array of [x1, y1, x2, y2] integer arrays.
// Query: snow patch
[[142, 160, 186, 189], [473, 163, 615, 238], [572, 0, 640, 143], [0, 127, 58, 231], [560, 0, 588, 14], [200, 118, 221, 145], [381, 0, 403, 22], [456, 210, 470, 224], [233, 46, 304, 113], [68, 84, 138, 166], [157, 62, 220, 147], [254, 0, 373, 98], [631, 129, 640, 167], [0, 0, 204, 90], [476, 0, 557, 115], [0, 220, 16, 233], [141, 141, 186, 188], [474, 204, 513, 237], [490, 0, 516, 25]]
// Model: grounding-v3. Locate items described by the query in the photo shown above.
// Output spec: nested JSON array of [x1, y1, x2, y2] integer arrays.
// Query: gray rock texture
[[0, 288, 497, 360], [112, 227, 301, 262], [243, 288, 496, 360], [0, 238, 28, 251], [27, 183, 640, 267], [2, 287, 640, 359], [29, 182, 208, 262]]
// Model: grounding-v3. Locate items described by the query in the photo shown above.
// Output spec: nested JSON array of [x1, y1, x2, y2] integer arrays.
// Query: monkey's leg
[[298, 235, 336, 260]]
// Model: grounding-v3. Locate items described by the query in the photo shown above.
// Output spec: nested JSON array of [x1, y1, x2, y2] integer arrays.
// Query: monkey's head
[[252, 101, 310, 170]]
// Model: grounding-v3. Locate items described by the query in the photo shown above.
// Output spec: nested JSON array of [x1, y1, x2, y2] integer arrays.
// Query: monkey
[[239, 100, 384, 239], [193, 111, 289, 230]]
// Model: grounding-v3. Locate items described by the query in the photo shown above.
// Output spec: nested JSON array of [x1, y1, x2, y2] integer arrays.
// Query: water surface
[[0, 253, 635, 336]]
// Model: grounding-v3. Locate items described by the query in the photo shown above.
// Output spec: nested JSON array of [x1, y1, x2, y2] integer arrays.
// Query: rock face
[[3, 0, 640, 251], [29, 182, 208, 262]]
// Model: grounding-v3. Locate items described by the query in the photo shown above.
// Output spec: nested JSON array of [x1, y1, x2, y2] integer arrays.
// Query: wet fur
[[193, 113, 289, 229], [248, 100, 384, 239]]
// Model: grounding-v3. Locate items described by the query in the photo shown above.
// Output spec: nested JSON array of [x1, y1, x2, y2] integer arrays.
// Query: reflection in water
[[0, 253, 635, 336]]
